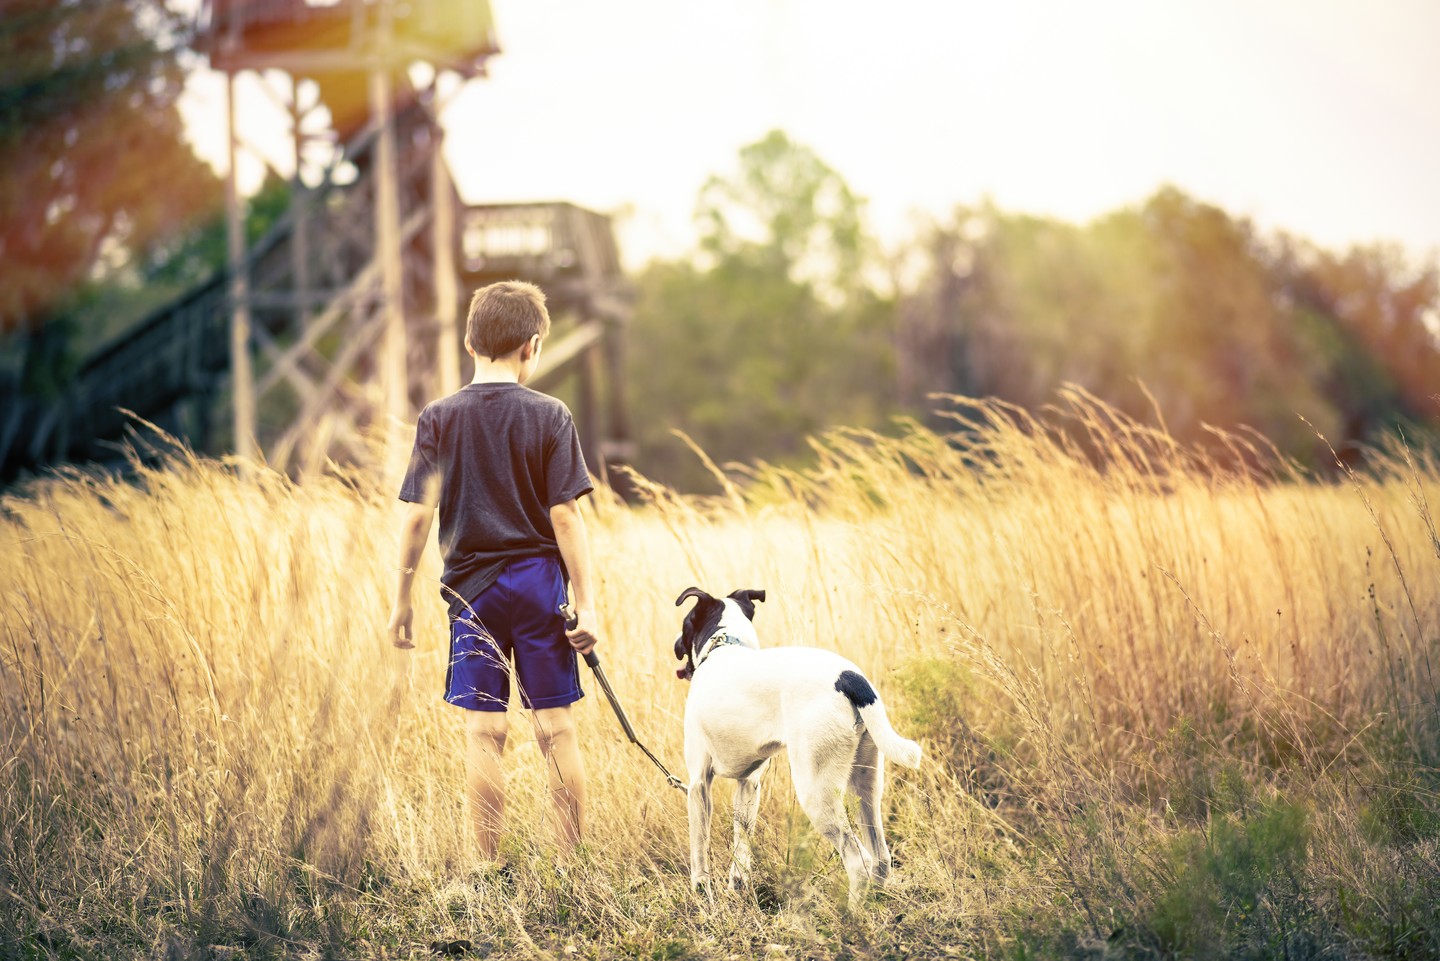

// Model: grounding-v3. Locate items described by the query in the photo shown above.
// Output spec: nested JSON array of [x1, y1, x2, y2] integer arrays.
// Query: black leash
[[561, 603, 687, 794]]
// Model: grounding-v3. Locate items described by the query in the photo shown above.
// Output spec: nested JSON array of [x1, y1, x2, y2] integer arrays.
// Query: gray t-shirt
[[398, 382, 593, 618]]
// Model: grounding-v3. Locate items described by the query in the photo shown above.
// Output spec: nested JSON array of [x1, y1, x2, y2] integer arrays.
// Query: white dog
[[671, 587, 922, 908]]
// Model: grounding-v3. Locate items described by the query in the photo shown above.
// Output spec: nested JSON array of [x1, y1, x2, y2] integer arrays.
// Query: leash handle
[[560, 602, 602, 670], [562, 606, 604, 673]]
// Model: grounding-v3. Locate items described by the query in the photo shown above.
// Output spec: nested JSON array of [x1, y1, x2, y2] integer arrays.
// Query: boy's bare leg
[[532, 706, 586, 853], [464, 710, 509, 861]]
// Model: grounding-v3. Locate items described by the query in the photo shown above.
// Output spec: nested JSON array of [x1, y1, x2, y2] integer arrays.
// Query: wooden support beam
[[247, 289, 357, 309], [269, 310, 386, 473], [291, 74, 313, 327], [25, 401, 60, 462], [527, 320, 605, 388], [578, 341, 602, 485], [255, 261, 378, 397], [208, 41, 471, 77], [370, 59, 409, 448], [252, 325, 322, 405], [432, 120, 461, 397], [226, 72, 257, 463]]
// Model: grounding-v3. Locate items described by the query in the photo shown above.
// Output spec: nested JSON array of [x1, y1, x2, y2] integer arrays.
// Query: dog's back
[[687, 646, 922, 769]]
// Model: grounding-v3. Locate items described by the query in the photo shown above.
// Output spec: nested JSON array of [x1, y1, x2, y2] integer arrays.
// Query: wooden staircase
[[4, 101, 631, 481]]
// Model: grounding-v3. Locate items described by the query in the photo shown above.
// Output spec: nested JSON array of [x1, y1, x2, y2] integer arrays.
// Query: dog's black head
[[673, 586, 766, 680]]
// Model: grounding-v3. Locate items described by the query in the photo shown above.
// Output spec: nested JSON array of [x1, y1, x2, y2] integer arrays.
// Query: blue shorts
[[445, 555, 585, 712]]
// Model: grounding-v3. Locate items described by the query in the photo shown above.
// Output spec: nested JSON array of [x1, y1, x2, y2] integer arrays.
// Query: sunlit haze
[[181, 0, 1440, 270]]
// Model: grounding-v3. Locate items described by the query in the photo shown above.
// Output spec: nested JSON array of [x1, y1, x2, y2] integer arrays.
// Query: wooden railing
[[462, 203, 620, 284]]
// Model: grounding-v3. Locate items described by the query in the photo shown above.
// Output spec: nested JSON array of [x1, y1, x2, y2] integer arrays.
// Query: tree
[[627, 132, 894, 490], [0, 0, 220, 391], [696, 129, 869, 301], [1269, 237, 1439, 457], [895, 187, 1440, 466]]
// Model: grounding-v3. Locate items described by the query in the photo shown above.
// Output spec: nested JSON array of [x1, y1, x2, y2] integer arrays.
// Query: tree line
[[625, 132, 1439, 490]]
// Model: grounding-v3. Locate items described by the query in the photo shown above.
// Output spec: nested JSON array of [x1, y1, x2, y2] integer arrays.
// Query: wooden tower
[[183, 0, 632, 478]]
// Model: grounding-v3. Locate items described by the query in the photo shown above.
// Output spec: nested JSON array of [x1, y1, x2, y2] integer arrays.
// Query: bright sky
[[181, 0, 1440, 271]]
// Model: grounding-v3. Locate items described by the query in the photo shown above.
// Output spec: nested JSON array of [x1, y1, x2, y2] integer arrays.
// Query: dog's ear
[[726, 588, 766, 621], [675, 586, 713, 607]]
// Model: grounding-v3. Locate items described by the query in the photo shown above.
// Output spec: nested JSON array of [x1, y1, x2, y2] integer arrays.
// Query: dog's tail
[[835, 670, 922, 768]]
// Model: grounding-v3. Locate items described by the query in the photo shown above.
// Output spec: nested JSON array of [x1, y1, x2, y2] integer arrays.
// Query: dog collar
[[694, 630, 747, 669]]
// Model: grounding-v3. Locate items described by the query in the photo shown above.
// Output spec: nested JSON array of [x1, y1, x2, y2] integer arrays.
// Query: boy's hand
[[387, 604, 415, 650], [565, 609, 599, 656]]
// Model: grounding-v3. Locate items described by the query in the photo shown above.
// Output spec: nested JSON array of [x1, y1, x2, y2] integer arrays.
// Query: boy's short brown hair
[[466, 281, 551, 360]]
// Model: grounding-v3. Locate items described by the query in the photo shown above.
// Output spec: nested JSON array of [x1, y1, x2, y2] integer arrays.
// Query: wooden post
[[432, 118, 461, 397], [226, 72, 257, 463], [371, 62, 408, 450], [290, 75, 312, 326], [578, 339, 601, 482]]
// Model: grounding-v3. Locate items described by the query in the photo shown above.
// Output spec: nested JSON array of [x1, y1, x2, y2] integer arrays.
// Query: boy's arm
[[387, 501, 435, 649], [550, 498, 599, 655]]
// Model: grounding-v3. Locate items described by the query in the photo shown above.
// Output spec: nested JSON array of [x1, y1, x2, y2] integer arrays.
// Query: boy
[[386, 280, 601, 864]]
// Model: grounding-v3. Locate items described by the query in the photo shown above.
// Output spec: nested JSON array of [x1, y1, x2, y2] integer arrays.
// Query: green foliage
[[893, 655, 1025, 815], [1156, 715, 1264, 823], [1358, 769, 1440, 848], [147, 174, 291, 290], [1333, 842, 1440, 960], [696, 129, 868, 299], [1005, 787, 1326, 961], [1144, 798, 1313, 958], [0, 0, 220, 336], [893, 654, 977, 755], [897, 188, 1440, 465], [6, 175, 289, 409], [647, 939, 697, 961], [628, 132, 896, 490]]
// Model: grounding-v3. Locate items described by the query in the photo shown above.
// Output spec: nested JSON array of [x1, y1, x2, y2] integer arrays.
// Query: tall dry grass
[[3, 390, 1438, 959]]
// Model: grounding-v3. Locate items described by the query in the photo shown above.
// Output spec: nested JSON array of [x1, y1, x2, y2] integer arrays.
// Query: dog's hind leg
[[849, 732, 892, 884], [729, 761, 769, 891], [792, 740, 874, 909], [687, 754, 716, 894]]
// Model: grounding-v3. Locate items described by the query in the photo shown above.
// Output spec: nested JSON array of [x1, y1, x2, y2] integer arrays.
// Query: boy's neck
[[470, 354, 525, 385]]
